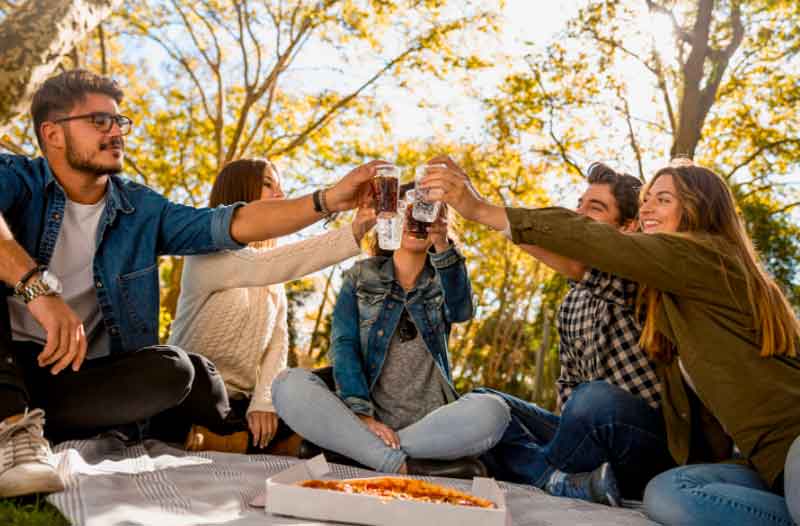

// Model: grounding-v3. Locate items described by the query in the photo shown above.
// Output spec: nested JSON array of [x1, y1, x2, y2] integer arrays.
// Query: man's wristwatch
[[13, 269, 63, 304]]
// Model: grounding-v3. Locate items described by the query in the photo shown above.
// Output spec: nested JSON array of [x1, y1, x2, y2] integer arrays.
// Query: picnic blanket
[[46, 436, 658, 526]]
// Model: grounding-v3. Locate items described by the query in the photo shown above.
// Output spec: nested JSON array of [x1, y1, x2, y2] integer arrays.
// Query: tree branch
[[618, 89, 645, 181], [0, 137, 25, 155], [531, 69, 584, 177], [273, 40, 423, 157], [725, 138, 800, 180]]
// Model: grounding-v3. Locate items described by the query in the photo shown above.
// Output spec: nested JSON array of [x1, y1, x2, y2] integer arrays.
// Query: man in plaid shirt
[[557, 262, 661, 410], [478, 163, 674, 505]]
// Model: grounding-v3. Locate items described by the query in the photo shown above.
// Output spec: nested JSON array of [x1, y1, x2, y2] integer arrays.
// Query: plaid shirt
[[556, 268, 662, 409]]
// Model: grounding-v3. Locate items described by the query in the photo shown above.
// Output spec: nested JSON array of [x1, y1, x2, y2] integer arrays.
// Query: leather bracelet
[[312, 189, 325, 215], [14, 265, 45, 296], [318, 188, 332, 216]]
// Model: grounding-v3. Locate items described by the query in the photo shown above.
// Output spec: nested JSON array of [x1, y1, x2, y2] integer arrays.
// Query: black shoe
[[406, 457, 488, 479], [297, 439, 322, 459]]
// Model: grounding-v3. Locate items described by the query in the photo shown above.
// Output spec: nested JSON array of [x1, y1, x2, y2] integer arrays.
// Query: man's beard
[[64, 131, 124, 177]]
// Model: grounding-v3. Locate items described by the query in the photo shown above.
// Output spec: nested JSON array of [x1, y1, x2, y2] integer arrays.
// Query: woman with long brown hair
[[168, 158, 375, 452], [422, 157, 800, 525]]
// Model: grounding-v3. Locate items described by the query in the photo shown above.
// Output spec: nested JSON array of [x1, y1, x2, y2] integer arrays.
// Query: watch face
[[41, 271, 63, 295]]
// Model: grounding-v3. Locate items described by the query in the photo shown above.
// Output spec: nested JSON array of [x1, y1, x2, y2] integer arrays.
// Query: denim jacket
[[0, 154, 243, 353], [330, 244, 474, 416]]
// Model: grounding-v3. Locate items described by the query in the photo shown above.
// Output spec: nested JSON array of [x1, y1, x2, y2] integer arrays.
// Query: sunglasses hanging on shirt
[[397, 309, 418, 343]]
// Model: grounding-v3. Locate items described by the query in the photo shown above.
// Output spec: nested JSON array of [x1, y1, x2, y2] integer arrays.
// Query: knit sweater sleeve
[[248, 288, 288, 414], [184, 226, 360, 297]]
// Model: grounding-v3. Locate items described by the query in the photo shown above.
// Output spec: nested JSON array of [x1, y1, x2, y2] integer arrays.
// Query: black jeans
[[0, 300, 229, 443]]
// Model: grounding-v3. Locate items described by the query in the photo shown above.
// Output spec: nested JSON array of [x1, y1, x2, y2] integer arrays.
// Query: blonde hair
[[638, 165, 800, 361]]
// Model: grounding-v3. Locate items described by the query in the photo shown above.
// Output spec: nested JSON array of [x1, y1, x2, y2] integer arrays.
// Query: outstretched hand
[[422, 156, 510, 231], [419, 156, 485, 222], [326, 160, 389, 213], [427, 211, 450, 252], [351, 205, 377, 244]]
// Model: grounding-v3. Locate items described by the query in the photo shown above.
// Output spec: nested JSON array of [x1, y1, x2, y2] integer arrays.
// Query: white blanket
[[46, 436, 658, 526]]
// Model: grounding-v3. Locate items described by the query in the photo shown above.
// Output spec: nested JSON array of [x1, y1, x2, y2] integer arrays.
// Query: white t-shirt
[[8, 194, 110, 360]]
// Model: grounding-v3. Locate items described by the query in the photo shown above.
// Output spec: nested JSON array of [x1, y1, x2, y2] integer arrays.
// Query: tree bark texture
[[0, 0, 121, 130]]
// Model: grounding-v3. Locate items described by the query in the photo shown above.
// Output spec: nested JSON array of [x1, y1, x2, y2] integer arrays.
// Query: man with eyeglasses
[[0, 69, 379, 497]]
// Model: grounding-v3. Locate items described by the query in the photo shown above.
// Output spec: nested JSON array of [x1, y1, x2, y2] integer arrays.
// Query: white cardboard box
[[250, 455, 511, 526]]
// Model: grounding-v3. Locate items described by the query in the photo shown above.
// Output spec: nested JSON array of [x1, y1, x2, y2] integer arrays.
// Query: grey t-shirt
[[371, 310, 457, 431], [8, 194, 110, 360]]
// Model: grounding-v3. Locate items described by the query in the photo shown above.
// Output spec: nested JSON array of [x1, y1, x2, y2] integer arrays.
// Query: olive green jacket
[[507, 207, 800, 486]]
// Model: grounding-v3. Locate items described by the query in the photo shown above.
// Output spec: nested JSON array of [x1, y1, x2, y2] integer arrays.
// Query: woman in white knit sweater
[[169, 158, 374, 451]]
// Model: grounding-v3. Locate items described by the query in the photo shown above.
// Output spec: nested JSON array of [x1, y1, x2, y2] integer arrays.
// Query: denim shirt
[[330, 244, 474, 416], [0, 154, 244, 353]]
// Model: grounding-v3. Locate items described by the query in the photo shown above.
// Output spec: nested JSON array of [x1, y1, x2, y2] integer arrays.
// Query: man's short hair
[[585, 162, 642, 225], [30, 69, 124, 151]]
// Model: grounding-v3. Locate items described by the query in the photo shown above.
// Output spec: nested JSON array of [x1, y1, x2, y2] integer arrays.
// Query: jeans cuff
[[210, 202, 247, 250], [378, 448, 408, 474]]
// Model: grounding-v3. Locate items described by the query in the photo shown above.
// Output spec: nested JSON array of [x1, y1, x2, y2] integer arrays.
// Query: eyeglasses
[[52, 112, 133, 135]]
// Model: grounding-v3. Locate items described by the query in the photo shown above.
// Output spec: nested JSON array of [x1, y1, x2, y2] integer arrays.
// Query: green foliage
[[0, 496, 70, 526]]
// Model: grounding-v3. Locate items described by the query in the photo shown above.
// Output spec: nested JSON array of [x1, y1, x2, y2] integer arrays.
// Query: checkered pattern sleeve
[[556, 339, 580, 408], [556, 269, 662, 409]]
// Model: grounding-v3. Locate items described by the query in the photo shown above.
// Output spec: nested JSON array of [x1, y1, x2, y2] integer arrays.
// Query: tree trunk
[[668, 0, 743, 158], [0, 0, 121, 130], [532, 309, 551, 404]]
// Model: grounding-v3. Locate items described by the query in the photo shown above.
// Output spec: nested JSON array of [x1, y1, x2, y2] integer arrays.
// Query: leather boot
[[405, 457, 488, 479], [184, 425, 248, 454]]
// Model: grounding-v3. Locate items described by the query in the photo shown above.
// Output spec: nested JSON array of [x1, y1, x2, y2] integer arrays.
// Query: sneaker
[[545, 462, 620, 506], [184, 424, 248, 453], [0, 409, 64, 497]]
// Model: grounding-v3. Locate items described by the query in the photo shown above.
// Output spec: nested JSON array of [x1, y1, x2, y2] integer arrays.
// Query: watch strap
[[19, 277, 57, 304], [14, 265, 46, 296]]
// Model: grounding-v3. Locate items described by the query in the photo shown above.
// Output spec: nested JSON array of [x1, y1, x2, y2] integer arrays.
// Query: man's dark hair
[[585, 162, 642, 225], [30, 69, 124, 151]]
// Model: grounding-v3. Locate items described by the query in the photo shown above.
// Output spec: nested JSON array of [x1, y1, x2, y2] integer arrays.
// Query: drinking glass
[[412, 165, 444, 222], [371, 165, 400, 218]]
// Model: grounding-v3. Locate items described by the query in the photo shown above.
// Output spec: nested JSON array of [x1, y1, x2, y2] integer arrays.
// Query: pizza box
[[250, 454, 510, 526]]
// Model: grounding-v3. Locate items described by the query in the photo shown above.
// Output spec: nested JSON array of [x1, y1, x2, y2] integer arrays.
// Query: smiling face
[[639, 174, 683, 233], [54, 93, 126, 176], [576, 183, 622, 226]]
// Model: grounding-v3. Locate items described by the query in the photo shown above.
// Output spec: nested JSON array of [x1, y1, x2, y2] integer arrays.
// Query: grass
[[0, 494, 70, 525]]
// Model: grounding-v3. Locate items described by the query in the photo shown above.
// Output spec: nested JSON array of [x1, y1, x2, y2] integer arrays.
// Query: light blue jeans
[[786, 435, 800, 523], [644, 462, 795, 526], [271, 368, 511, 473]]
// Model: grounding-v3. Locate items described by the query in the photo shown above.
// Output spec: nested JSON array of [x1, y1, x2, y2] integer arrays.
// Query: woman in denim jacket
[[273, 185, 510, 476]]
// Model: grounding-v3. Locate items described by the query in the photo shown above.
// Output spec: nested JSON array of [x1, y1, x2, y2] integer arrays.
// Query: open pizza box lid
[[250, 454, 510, 526]]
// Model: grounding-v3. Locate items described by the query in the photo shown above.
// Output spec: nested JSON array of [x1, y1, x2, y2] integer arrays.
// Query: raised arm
[[518, 244, 587, 281], [182, 227, 362, 300], [229, 161, 383, 244], [421, 157, 740, 301]]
